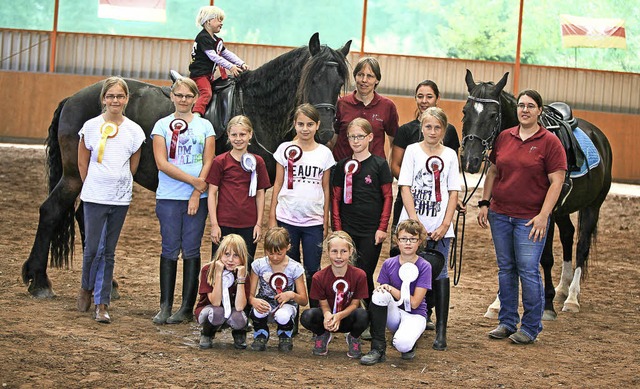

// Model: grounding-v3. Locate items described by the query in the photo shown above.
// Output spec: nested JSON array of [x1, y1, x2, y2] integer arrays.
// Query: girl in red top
[[207, 115, 271, 261], [195, 234, 249, 350], [300, 231, 369, 358]]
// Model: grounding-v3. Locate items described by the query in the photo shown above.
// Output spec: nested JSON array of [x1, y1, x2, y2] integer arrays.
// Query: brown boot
[[77, 288, 92, 312], [95, 304, 111, 324]]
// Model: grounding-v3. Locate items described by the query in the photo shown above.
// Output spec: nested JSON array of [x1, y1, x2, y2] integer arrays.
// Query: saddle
[[169, 70, 241, 139], [540, 102, 585, 172]]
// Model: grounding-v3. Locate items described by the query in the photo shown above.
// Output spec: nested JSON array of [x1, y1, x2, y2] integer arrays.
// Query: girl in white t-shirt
[[76, 77, 146, 324], [269, 104, 335, 305], [397, 106, 461, 351]]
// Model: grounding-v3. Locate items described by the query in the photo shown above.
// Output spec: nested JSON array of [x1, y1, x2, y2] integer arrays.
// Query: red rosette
[[284, 144, 302, 189], [343, 159, 361, 204], [269, 272, 288, 294], [332, 278, 349, 313], [426, 156, 444, 202], [169, 118, 188, 159]]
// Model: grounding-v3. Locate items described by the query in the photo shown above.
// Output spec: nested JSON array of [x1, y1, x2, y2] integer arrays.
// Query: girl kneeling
[[195, 234, 249, 349], [301, 231, 369, 358], [360, 219, 432, 365]]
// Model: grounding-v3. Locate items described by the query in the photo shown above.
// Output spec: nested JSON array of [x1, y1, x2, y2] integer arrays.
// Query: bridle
[[449, 94, 503, 285]]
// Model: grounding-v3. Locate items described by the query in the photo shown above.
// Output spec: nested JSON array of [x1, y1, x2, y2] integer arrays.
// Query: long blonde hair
[[206, 234, 248, 286]]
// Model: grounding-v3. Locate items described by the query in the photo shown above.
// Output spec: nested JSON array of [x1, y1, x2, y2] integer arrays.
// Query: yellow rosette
[[97, 122, 119, 163]]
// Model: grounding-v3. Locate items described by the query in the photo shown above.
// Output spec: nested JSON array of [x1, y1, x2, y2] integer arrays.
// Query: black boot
[[425, 290, 435, 331], [166, 256, 201, 324], [433, 277, 450, 351], [360, 302, 387, 365], [152, 257, 177, 324], [199, 321, 219, 349]]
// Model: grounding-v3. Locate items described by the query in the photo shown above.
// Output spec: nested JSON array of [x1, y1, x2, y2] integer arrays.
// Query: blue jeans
[[82, 202, 129, 305], [488, 210, 547, 340], [277, 221, 323, 275], [155, 198, 208, 260]]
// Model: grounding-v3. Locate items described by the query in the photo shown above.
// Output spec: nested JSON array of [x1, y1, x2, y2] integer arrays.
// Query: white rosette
[[241, 153, 258, 197], [332, 279, 349, 314], [397, 262, 419, 311], [221, 270, 235, 319]]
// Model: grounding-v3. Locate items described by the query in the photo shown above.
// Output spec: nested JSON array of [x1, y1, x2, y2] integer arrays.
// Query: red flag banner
[[560, 14, 626, 49], [98, 0, 166, 23]]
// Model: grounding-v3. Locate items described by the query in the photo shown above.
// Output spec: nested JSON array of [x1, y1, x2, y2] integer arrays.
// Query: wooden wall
[[1, 71, 637, 182]]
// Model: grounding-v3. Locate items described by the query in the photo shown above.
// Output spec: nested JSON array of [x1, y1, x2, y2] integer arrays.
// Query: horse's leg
[[554, 214, 575, 305], [484, 294, 500, 319], [22, 176, 82, 298], [541, 221, 557, 320], [563, 206, 599, 313]]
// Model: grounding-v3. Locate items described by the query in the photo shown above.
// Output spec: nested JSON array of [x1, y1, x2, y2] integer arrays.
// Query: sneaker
[[425, 318, 435, 331], [360, 327, 372, 341], [278, 336, 293, 352], [509, 330, 535, 345], [251, 336, 268, 351], [199, 335, 212, 349], [488, 325, 515, 339], [401, 345, 416, 360], [232, 331, 247, 350], [346, 333, 362, 358], [94, 304, 111, 324], [312, 331, 332, 356], [360, 348, 386, 366]]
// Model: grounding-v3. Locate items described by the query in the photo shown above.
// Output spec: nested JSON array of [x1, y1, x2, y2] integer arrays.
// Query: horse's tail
[[46, 98, 75, 269]]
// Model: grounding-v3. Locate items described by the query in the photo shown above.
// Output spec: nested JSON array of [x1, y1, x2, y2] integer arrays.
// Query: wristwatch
[[478, 199, 491, 208]]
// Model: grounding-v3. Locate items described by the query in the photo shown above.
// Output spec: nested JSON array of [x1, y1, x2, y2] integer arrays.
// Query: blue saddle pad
[[571, 127, 600, 178]]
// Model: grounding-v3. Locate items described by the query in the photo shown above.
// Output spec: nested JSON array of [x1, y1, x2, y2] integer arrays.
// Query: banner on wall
[[560, 14, 626, 49], [98, 0, 166, 23]]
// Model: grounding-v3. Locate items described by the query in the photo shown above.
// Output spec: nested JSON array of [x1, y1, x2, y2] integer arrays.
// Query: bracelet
[[478, 200, 491, 208], [237, 282, 245, 285]]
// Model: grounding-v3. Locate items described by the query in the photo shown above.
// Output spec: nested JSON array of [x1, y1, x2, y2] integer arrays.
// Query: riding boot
[[360, 302, 387, 365], [432, 277, 450, 351], [166, 256, 201, 324], [152, 256, 177, 324]]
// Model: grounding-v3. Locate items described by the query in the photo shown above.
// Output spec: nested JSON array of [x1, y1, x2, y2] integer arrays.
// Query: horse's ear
[[465, 69, 476, 93], [339, 40, 352, 57], [309, 32, 321, 56], [495, 72, 509, 95]]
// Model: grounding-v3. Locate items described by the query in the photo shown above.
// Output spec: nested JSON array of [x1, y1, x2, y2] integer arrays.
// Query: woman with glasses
[[150, 78, 216, 324], [477, 90, 566, 345], [397, 107, 461, 350], [76, 76, 146, 323], [331, 57, 399, 161], [331, 118, 393, 307]]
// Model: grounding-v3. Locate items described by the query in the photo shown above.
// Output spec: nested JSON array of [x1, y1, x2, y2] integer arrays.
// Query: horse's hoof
[[562, 302, 580, 313], [484, 309, 499, 319], [542, 310, 557, 321], [29, 287, 56, 299], [554, 292, 568, 303]]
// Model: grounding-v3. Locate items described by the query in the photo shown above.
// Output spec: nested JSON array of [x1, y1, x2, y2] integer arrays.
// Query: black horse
[[461, 69, 612, 320], [22, 33, 351, 298]]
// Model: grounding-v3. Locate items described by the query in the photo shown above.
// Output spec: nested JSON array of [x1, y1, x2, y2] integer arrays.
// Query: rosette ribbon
[[169, 118, 188, 159], [97, 122, 119, 163], [241, 153, 258, 197], [397, 262, 419, 311], [343, 159, 361, 204], [426, 156, 444, 202], [332, 279, 349, 314], [284, 145, 302, 190], [221, 270, 235, 319]]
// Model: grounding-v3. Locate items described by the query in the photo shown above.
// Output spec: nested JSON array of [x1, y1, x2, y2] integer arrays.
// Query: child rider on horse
[[189, 6, 249, 117]]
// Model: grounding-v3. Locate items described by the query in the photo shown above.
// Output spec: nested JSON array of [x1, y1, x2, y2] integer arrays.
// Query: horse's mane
[[237, 46, 313, 139]]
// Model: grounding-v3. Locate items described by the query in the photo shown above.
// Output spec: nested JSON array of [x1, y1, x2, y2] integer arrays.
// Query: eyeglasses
[[347, 134, 368, 141], [517, 103, 538, 111], [104, 94, 127, 101], [398, 237, 419, 243], [173, 93, 196, 100]]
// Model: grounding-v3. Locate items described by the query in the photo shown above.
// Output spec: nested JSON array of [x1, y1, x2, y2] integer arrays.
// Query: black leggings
[[343, 228, 383, 305], [300, 307, 369, 337]]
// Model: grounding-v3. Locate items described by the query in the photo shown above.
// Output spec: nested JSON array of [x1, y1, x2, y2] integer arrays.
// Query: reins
[[449, 94, 502, 285]]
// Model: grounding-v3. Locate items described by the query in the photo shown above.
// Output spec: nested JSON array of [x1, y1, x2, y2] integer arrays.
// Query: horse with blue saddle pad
[[460, 70, 612, 320]]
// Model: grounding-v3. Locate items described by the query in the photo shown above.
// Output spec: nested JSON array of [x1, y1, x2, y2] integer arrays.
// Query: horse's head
[[460, 70, 509, 173], [297, 33, 351, 145]]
